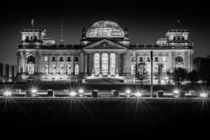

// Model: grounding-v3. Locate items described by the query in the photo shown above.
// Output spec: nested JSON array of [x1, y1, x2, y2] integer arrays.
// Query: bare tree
[[155, 63, 163, 85], [136, 62, 147, 87]]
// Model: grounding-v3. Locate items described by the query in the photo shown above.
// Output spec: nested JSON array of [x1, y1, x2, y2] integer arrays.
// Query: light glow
[[173, 89, 179, 94], [4, 90, 12, 96], [31, 88, 38, 93], [135, 91, 143, 97], [69, 91, 77, 97], [78, 88, 84, 94], [173, 89, 180, 98], [126, 89, 131, 94], [200, 93, 208, 98]]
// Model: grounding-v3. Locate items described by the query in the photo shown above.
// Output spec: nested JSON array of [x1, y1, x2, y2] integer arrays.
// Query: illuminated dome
[[86, 20, 125, 38]]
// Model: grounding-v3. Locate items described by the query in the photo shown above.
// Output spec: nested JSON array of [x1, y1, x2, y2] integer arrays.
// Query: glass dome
[[86, 20, 125, 38]]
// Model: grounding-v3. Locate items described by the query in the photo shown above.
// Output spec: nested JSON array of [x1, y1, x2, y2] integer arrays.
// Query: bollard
[[92, 89, 98, 98], [157, 90, 164, 98], [47, 89, 54, 97], [180, 92, 185, 98], [114, 90, 119, 97], [26, 91, 31, 97], [16, 89, 22, 95]]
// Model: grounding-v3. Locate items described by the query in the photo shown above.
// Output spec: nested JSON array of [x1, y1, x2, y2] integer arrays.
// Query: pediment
[[83, 39, 127, 50]]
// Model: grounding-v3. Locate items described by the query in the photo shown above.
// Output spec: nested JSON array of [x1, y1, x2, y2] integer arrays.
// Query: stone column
[[80, 52, 84, 74], [92, 53, 95, 75], [48, 54, 50, 74], [72, 55, 75, 75], [85, 53, 87, 75], [22, 52, 26, 73], [17, 52, 21, 73], [99, 52, 102, 74], [116, 53, 119, 75], [108, 53, 110, 75]]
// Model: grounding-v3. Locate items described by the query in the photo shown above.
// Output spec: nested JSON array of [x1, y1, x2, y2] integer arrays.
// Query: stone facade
[[16, 20, 194, 84]]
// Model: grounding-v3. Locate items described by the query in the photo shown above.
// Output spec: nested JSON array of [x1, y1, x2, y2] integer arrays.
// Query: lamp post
[[150, 50, 153, 97]]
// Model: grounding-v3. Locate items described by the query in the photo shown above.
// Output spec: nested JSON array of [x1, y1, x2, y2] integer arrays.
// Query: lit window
[[162, 56, 167, 62], [60, 65, 64, 74], [75, 64, 79, 75], [53, 65, 56, 74], [94, 53, 100, 75], [44, 65, 48, 74], [131, 64, 135, 75], [110, 53, 116, 75], [44, 56, 48, 62], [28, 65, 34, 74], [68, 65, 71, 74]]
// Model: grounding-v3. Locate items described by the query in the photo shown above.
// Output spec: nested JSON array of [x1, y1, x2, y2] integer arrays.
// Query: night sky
[[0, 0, 209, 65]]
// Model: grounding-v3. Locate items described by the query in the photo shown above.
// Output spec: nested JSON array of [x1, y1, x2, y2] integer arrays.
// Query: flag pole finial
[[31, 19, 35, 28]]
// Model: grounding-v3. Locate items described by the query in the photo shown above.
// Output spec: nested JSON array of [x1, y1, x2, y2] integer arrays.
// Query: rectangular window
[[52, 57, 56, 61], [67, 57, 71, 62], [60, 57, 63, 61], [155, 57, 159, 62], [147, 57, 150, 62], [162, 56, 167, 62], [44, 56, 48, 62], [131, 57, 135, 62], [139, 57, 143, 62], [74, 57, 78, 62]]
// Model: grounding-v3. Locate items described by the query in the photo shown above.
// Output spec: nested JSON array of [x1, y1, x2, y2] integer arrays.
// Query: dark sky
[[0, 0, 209, 65]]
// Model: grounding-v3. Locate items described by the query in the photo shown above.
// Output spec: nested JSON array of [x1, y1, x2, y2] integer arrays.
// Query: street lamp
[[135, 91, 143, 97], [173, 89, 180, 98], [3, 90, 12, 97], [69, 90, 77, 97], [200, 92, 208, 98]]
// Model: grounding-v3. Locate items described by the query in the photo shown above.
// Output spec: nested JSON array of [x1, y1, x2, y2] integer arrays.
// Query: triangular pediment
[[83, 39, 127, 50]]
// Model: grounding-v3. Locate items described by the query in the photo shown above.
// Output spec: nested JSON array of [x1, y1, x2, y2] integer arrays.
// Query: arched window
[[75, 64, 79, 75], [27, 55, 35, 64], [175, 56, 184, 63], [67, 65, 72, 74], [28, 65, 34, 75], [52, 65, 56, 74], [131, 64, 135, 75]]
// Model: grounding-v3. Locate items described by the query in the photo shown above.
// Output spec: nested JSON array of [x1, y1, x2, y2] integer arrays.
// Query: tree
[[155, 63, 163, 84], [136, 62, 147, 87], [171, 68, 187, 85], [196, 56, 210, 85], [187, 70, 198, 83]]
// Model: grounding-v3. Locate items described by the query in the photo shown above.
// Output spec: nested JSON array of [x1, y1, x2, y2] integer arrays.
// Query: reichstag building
[[16, 20, 194, 84]]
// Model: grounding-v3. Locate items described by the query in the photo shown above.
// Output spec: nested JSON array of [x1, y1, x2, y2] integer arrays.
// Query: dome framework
[[86, 20, 125, 38]]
